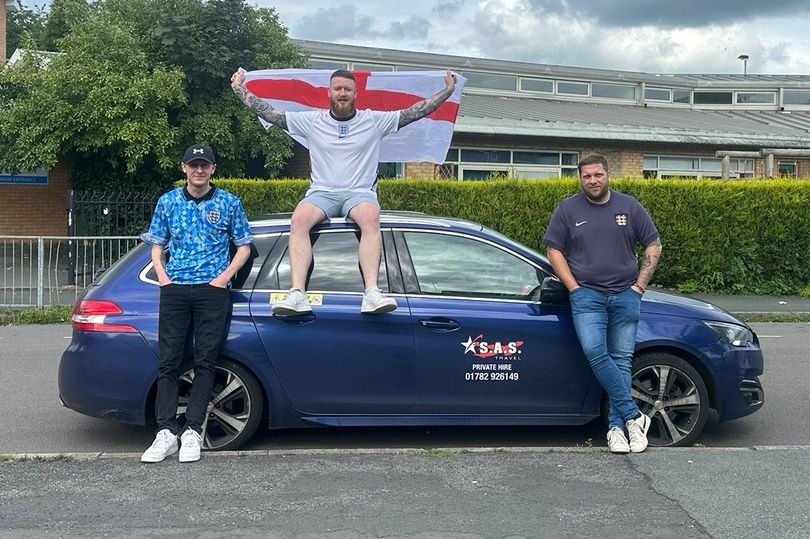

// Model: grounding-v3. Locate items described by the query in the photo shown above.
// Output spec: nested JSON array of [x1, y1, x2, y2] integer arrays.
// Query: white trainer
[[607, 427, 630, 454], [140, 429, 178, 463], [627, 413, 652, 453], [178, 428, 203, 463], [271, 288, 312, 315], [361, 287, 397, 314]]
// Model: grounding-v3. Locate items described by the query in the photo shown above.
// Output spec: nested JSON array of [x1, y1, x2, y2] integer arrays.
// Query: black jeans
[[155, 283, 231, 435]]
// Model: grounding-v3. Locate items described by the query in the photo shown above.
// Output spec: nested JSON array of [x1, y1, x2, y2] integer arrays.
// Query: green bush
[[216, 178, 810, 295]]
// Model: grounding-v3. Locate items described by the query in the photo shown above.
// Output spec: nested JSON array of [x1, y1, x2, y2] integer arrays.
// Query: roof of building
[[297, 39, 810, 88], [297, 40, 810, 148], [457, 94, 810, 147]]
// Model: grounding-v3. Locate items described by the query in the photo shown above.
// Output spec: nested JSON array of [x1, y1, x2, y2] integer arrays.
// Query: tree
[[38, 0, 93, 52], [5, 1, 47, 59], [0, 0, 306, 189]]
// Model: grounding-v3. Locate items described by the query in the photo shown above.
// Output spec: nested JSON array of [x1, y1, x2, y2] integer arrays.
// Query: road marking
[[758, 335, 782, 338]]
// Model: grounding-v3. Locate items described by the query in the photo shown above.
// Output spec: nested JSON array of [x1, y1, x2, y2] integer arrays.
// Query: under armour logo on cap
[[183, 144, 216, 164]]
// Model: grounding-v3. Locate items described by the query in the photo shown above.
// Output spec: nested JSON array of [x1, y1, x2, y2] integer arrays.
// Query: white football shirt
[[286, 109, 400, 191]]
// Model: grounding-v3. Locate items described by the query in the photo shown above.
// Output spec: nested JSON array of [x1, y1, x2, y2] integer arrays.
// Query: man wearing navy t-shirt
[[544, 154, 662, 454], [139, 144, 254, 463]]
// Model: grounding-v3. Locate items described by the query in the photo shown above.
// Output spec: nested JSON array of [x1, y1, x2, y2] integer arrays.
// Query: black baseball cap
[[182, 144, 216, 164]]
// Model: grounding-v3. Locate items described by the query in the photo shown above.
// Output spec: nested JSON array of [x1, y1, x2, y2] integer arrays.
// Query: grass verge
[[0, 306, 73, 326], [736, 313, 810, 323]]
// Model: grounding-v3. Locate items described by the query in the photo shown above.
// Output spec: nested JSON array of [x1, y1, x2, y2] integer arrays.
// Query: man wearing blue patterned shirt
[[139, 144, 254, 464]]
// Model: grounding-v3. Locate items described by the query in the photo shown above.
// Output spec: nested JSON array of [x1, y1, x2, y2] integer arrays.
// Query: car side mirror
[[539, 276, 569, 305]]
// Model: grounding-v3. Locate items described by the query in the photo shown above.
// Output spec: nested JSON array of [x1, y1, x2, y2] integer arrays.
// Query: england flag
[[243, 69, 466, 164]]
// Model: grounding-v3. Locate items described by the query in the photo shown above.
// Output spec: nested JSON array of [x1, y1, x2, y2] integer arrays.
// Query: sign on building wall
[[0, 168, 48, 185]]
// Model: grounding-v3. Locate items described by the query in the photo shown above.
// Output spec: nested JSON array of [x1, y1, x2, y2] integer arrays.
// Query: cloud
[[527, 0, 810, 28], [465, 2, 774, 73], [388, 16, 432, 39], [294, 4, 375, 41], [433, 0, 467, 18], [261, 0, 810, 73]]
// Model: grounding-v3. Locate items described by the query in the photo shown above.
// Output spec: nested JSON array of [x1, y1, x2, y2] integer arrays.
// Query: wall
[[0, 159, 70, 235]]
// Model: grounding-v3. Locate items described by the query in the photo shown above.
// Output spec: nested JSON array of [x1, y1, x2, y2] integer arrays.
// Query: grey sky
[[258, 0, 810, 74], [18, 0, 810, 74], [529, 0, 810, 28]]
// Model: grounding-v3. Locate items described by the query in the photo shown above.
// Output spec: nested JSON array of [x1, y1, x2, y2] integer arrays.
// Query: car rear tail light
[[72, 300, 137, 333]]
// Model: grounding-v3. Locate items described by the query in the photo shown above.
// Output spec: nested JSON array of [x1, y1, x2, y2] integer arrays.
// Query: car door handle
[[272, 313, 316, 325], [419, 318, 461, 332]]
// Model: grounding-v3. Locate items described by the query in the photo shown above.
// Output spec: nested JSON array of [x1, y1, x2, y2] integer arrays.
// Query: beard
[[583, 184, 609, 203], [330, 97, 355, 118]]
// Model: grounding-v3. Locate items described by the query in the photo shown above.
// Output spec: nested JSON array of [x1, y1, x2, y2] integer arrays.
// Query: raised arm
[[398, 70, 457, 128], [230, 68, 288, 130]]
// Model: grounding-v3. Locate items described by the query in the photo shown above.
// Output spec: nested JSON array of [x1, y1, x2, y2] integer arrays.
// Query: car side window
[[274, 231, 389, 293], [404, 232, 542, 300]]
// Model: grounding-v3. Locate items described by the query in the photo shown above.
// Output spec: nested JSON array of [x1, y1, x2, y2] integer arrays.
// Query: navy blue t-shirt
[[543, 191, 659, 295]]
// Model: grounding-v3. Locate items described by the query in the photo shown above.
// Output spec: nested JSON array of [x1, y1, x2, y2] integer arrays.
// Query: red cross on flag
[[243, 69, 466, 164]]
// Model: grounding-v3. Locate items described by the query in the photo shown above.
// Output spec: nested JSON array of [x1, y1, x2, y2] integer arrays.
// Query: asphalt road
[[1, 322, 806, 454]]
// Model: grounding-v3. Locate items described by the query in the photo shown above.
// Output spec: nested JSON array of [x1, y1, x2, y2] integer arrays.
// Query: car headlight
[[704, 321, 753, 347]]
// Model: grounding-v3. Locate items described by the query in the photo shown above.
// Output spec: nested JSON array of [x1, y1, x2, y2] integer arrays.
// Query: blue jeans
[[570, 286, 642, 429]]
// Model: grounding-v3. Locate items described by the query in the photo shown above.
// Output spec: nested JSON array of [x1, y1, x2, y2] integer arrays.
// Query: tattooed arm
[[230, 68, 288, 130], [633, 238, 662, 293], [398, 70, 457, 128]]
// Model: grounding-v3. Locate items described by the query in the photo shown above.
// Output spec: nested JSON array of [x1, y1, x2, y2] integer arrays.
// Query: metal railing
[[1, 236, 140, 308]]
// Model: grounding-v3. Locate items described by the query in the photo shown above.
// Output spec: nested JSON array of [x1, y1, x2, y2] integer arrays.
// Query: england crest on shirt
[[338, 124, 349, 138], [615, 213, 628, 226], [208, 210, 221, 224]]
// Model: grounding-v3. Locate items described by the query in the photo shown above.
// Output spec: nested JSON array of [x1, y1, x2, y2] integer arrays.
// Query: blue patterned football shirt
[[141, 185, 253, 284]]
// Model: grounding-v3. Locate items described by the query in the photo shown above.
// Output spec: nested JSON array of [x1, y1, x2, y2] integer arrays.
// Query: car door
[[249, 228, 415, 415], [397, 229, 593, 415]]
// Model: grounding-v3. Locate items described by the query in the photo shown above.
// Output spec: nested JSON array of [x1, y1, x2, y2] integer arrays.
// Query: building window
[[446, 149, 578, 180], [643, 155, 754, 179], [557, 81, 589, 96], [645, 88, 671, 101], [309, 60, 348, 70], [736, 92, 775, 104], [463, 72, 518, 91], [591, 83, 636, 100], [783, 91, 810, 105], [460, 149, 510, 164], [673, 90, 691, 104], [513, 151, 560, 165], [353, 63, 394, 72], [693, 92, 733, 105], [778, 161, 797, 178], [520, 78, 554, 93], [377, 163, 401, 178]]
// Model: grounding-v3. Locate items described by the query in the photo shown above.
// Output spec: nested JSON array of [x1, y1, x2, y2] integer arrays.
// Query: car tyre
[[631, 353, 710, 447], [177, 359, 264, 451]]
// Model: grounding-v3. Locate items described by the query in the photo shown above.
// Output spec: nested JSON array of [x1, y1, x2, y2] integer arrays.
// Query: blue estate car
[[59, 212, 764, 450]]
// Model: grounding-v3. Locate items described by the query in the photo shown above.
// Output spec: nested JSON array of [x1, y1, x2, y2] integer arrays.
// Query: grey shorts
[[300, 189, 379, 218]]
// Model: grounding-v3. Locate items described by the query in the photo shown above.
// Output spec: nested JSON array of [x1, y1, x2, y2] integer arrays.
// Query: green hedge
[[215, 178, 810, 294]]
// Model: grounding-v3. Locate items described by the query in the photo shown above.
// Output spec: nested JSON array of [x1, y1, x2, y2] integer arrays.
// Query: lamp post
[[2, 0, 19, 65], [738, 54, 749, 75]]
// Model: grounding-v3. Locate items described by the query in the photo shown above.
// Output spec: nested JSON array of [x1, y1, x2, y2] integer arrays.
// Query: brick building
[[296, 40, 810, 181]]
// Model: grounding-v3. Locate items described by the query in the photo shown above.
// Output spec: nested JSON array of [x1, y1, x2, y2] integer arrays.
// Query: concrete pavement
[[685, 293, 810, 314], [2, 447, 809, 538]]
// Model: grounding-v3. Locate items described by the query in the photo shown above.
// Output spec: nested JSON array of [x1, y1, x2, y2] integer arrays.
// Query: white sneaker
[[627, 413, 652, 453], [607, 427, 630, 454], [178, 428, 203, 463], [272, 288, 312, 315], [361, 287, 397, 314], [140, 429, 178, 463]]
